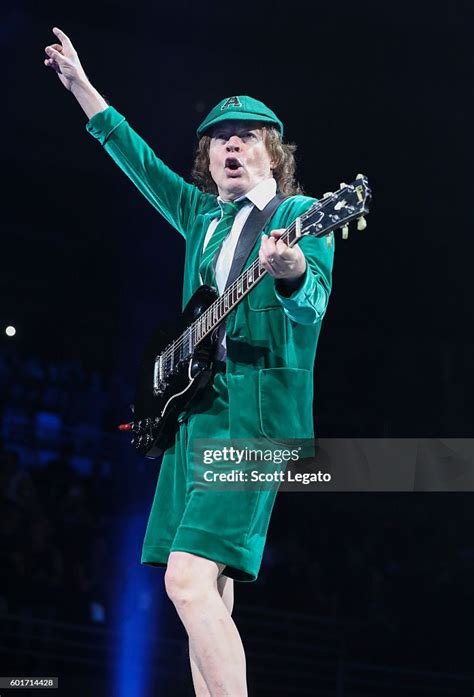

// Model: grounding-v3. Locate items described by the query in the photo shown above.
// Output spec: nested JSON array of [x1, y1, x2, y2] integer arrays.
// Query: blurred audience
[[0, 350, 473, 673]]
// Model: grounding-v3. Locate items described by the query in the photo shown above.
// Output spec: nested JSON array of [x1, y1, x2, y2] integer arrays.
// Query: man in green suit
[[45, 27, 334, 696]]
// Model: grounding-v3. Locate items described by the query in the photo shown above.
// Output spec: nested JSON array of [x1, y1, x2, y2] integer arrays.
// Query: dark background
[[1, 0, 473, 695], [3, 0, 474, 434]]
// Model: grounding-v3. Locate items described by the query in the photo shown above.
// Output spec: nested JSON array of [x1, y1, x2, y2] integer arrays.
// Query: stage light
[[113, 513, 163, 697], [5, 326, 16, 337]]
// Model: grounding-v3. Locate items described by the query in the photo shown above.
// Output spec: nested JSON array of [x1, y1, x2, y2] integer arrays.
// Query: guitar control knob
[[134, 418, 148, 434], [137, 434, 153, 452]]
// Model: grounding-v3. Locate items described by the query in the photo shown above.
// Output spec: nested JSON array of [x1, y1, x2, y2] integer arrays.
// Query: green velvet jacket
[[86, 107, 335, 442]]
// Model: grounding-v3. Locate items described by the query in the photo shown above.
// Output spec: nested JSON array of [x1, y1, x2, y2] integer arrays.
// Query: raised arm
[[44, 27, 213, 237], [44, 27, 108, 119]]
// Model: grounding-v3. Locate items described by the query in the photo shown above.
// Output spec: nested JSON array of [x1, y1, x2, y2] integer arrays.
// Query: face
[[208, 120, 274, 200]]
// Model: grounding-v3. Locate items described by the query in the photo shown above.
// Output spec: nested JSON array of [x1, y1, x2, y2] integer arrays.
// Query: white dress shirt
[[201, 177, 277, 358]]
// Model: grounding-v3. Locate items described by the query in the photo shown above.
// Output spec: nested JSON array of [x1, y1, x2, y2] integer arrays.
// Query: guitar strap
[[211, 192, 288, 359], [222, 192, 288, 291]]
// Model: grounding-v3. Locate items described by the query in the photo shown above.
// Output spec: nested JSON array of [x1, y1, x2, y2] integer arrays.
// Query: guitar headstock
[[302, 174, 372, 241]]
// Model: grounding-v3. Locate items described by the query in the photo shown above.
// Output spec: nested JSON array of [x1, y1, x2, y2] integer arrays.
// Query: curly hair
[[191, 126, 304, 196]]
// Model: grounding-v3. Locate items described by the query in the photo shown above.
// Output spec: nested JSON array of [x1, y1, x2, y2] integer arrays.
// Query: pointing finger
[[52, 27, 74, 51]]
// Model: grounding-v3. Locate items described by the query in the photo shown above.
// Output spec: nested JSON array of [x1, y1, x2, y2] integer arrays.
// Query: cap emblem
[[220, 96, 242, 110]]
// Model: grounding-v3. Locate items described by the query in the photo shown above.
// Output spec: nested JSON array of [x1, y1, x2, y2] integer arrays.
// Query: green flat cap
[[197, 95, 284, 138]]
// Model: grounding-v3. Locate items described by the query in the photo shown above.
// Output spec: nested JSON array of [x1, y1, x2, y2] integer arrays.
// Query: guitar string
[[160, 220, 299, 369], [158, 185, 366, 372], [159, 188, 362, 372], [196, 181, 369, 340], [159, 218, 300, 369], [160, 195, 326, 364], [161, 187, 365, 369]]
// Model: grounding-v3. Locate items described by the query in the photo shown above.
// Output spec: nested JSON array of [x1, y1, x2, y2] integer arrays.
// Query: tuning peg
[[357, 216, 367, 231], [323, 191, 333, 199], [326, 232, 333, 248], [341, 225, 349, 240], [356, 173, 365, 180], [340, 182, 347, 189]]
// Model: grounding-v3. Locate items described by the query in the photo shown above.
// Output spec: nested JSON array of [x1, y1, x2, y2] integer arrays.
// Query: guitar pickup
[[153, 354, 164, 395]]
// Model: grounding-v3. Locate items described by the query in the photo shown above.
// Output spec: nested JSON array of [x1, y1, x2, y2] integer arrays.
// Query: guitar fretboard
[[158, 177, 369, 375], [167, 214, 306, 371]]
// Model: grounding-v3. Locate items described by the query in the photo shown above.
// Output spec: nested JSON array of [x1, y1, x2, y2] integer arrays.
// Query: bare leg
[[165, 551, 246, 697], [189, 574, 234, 697]]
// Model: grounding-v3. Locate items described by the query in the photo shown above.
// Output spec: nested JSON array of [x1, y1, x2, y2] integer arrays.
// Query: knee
[[164, 566, 192, 606], [164, 558, 209, 608]]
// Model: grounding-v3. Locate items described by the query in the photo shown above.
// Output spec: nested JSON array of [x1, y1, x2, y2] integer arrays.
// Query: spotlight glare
[[5, 326, 16, 337]]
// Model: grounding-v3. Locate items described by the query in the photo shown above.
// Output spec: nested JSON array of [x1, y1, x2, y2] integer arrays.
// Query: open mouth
[[224, 157, 243, 175]]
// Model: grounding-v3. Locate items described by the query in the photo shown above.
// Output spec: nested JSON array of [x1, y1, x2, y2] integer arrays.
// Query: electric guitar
[[119, 175, 372, 458]]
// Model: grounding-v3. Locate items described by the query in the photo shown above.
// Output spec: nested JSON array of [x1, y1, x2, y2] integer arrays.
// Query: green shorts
[[141, 371, 279, 582]]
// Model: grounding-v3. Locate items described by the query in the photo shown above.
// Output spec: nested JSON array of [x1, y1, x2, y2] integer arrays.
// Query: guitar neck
[[175, 174, 371, 358], [192, 219, 300, 348]]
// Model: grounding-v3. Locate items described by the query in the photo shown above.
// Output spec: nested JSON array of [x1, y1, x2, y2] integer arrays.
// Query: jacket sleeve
[[274, 211, 335, 326], [86, 106, 206, 239]]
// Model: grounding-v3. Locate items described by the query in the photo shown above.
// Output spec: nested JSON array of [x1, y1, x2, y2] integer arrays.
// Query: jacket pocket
[[258, 367, 314, 443]]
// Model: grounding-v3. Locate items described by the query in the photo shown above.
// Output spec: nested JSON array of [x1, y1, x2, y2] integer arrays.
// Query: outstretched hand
[[44, 27, 88, 91]]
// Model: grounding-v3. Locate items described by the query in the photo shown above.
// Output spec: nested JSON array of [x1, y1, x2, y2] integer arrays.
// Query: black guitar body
[[120, 175, 372, 460], [132, 285, 219, 458]]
